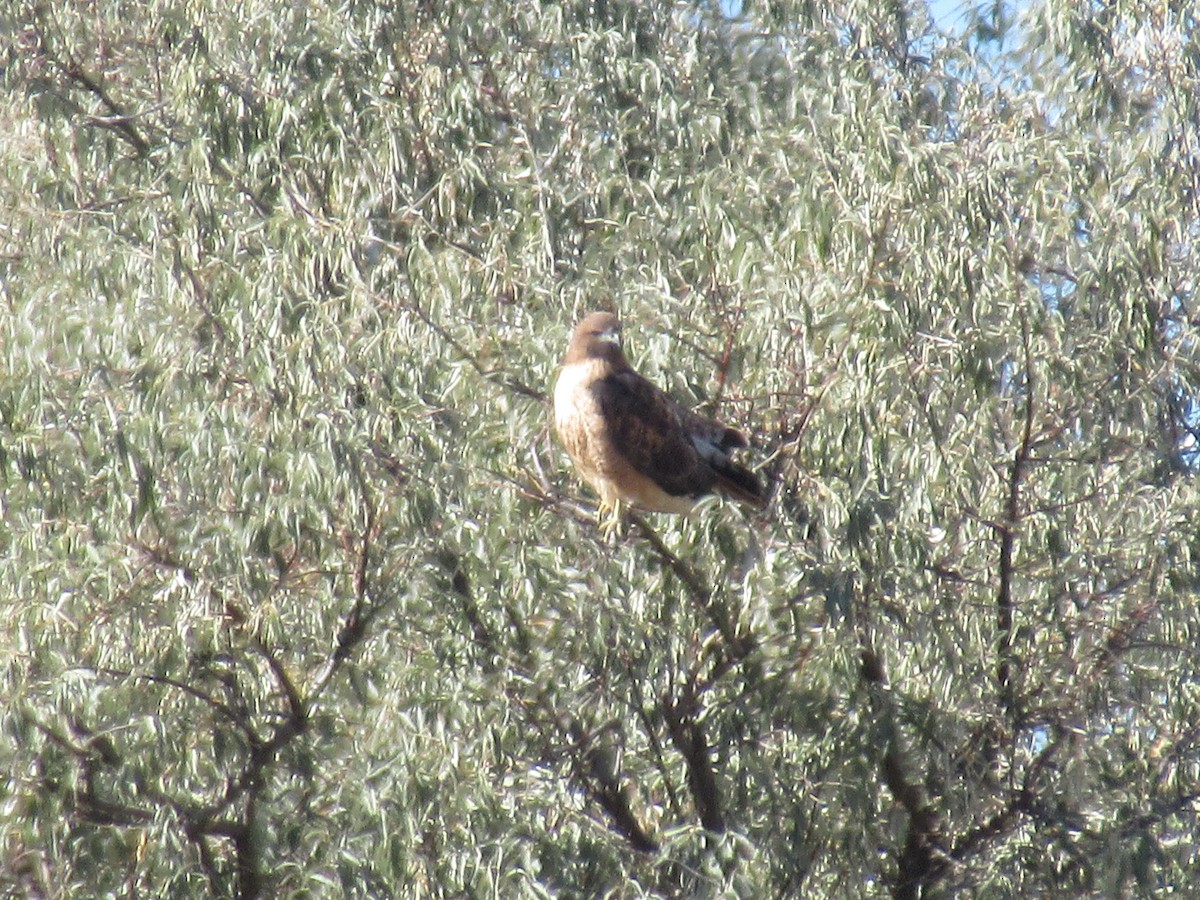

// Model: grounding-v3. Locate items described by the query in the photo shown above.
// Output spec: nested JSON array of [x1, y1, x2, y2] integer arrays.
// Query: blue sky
[[716, 1, 991, 36], [926, 0, 972, 34]]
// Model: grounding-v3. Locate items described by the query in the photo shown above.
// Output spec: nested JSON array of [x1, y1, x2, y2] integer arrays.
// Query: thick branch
[[628, 512, 756, 663], [860, 648, 949, 899], [59, 61, 151, 157], [311, 490, 383, 701], [567, 721, 659, 854], [662, 686, 725, 833], [439, 550, 499, 661], [996, 308, 1035, 718]]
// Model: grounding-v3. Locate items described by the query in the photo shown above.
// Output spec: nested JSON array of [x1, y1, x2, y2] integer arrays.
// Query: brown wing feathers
[[590, 370, 718, 499]]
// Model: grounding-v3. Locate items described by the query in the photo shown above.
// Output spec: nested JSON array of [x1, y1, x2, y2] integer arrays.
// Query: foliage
[[2, 0, 1199, 896]]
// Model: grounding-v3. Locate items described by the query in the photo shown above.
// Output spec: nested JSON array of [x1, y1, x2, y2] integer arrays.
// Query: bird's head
[[565, 311, 626, 365]]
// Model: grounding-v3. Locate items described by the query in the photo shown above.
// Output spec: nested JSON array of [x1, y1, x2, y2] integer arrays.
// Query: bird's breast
[[554, 361, 606, 461], [554, 361, 606, 427]]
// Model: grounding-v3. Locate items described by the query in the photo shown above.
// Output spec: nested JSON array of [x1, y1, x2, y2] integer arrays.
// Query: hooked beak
[[595, 327, 621, 347]]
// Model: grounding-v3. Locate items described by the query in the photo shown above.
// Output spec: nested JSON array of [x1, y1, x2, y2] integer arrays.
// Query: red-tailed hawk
[[553, 311, 764, 515]]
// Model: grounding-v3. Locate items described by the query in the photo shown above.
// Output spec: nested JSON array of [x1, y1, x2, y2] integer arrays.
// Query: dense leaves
[[2, 0, 1199, 896]]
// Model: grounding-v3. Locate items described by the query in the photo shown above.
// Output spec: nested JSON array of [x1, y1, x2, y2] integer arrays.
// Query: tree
[[2, 0, 1198, 896]]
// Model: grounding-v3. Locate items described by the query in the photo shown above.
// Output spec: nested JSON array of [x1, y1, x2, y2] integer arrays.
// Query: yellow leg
[[598, 498, 626, 541]]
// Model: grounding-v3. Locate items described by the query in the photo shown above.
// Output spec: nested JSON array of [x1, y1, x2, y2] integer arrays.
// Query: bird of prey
[[553, 311, 764, 517]]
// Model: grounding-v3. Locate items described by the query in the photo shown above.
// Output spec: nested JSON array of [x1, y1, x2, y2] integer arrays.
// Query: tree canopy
[[3, 0, 1199, 896]]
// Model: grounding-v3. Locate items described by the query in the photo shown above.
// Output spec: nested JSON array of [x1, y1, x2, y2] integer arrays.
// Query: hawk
[[553, 311, 764, 515]]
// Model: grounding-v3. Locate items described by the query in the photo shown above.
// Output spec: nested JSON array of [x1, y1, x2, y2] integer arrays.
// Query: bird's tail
[[714, 460, 767, 508], [681, 410, 766, 508]]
